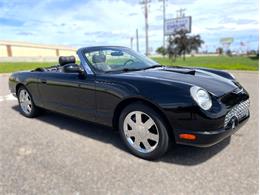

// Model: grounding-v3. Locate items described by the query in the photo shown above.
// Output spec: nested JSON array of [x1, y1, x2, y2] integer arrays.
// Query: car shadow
[[12, 105, 230, 166]]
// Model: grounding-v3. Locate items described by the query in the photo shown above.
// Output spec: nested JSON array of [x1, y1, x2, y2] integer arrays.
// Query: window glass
[[84, 47, 158, 73]]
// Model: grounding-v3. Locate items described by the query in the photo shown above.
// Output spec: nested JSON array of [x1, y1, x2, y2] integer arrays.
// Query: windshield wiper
[[121, 68, 141, 72], [142, 65, 164, 70], [105, 68, 140, 73], [122, 65, 163, 72], [105, 65, 163, 73]]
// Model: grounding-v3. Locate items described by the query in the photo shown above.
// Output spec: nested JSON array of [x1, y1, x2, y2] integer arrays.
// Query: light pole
[[140, 0, 151, 55], [159, 0, 166, 48], [136, 29, 139, 52], [130, 37, 134, 49]]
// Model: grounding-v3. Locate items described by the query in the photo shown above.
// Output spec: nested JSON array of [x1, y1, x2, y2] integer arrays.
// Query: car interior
[[91, 53, 111, 71]]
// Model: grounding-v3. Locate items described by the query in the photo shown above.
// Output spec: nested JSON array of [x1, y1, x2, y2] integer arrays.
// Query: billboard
[[164, 16, 192, 35], [220, 37, 234, 44]]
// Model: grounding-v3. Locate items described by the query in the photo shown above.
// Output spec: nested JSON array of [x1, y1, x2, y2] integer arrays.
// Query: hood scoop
[[162, 67, 196, 75]]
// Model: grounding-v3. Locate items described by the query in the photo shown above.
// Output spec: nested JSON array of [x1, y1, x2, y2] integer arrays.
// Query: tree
[[216, 47, 223, 55], [226, 49, 232, 57], [156, 46, 167, 57], [166, 30, 204, 61]]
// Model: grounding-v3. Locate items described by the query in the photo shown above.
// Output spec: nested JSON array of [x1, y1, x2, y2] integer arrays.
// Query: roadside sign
[[220, 37, 234, 44], [164, 16, 192, 35]]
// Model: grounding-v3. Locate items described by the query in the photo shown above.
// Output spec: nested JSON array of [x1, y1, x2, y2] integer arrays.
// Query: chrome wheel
[[19, 89, 32, 115], [123, 111, 159, 153]]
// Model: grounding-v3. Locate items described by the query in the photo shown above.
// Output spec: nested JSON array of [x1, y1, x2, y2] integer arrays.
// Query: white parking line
[[0, 94, 17, 102]]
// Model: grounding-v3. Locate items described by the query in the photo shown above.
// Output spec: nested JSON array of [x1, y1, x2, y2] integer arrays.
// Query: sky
[[0, 0, 259, 53]]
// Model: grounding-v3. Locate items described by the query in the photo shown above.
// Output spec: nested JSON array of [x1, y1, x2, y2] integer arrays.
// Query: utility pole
[[136, 29, 139, 52], [159, 0, 166, 48], [163, 0, 166, 48], [140, 0, 151, 55], [130, 37, 134, 49], [176, 8, 186, 18]]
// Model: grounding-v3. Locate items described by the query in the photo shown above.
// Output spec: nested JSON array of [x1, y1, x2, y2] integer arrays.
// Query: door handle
[[40, 79, 47, 84]]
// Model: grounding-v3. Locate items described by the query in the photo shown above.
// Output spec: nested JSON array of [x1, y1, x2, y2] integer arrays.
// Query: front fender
[[8, 71, 42, 106]]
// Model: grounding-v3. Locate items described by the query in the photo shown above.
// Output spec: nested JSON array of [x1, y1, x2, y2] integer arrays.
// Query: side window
[[86, 51, 101, 64]]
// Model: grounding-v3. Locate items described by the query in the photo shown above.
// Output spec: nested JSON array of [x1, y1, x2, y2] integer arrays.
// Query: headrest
[[59, 56, 76, 66], [92, 54, 106, 63]]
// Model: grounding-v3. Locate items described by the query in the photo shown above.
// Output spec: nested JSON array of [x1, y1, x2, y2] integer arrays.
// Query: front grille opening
[[224, 100, 250, 127]]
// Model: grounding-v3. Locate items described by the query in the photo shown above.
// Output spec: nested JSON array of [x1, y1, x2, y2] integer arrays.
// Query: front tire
[[18, 86, 40, 118], [119, 103, 169, 160]]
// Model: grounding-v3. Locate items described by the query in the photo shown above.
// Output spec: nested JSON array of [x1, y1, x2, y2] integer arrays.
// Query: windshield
[[83, 47, 160, 73]]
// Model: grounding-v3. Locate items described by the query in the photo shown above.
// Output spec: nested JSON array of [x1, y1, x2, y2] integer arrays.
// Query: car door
[[37, 72, 96, 122]]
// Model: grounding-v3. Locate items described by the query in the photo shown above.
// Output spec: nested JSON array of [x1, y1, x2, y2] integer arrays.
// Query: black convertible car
[[9, 46, 250, 160]]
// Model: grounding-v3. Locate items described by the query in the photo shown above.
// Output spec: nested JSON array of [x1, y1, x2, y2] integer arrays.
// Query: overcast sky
[[0, 0, 258, 53]]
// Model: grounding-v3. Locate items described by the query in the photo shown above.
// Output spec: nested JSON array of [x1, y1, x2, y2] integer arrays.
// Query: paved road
[[0, 71, 258, 195]]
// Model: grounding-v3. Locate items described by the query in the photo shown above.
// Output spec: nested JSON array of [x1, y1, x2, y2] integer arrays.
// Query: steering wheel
[[123, 59, 135, 67]]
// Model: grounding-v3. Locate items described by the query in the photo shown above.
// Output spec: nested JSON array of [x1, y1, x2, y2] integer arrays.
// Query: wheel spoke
[[27, 104, 32, 112], [147, 133, 159, 141], [143, 118, 154, 130], [133, 136, 141, 147], [135, 112, 142, 125], [125, 130, 136, 137], [142, 139, 151, 150], [126, 118, 136, 129], [21, 103, 26, 111]]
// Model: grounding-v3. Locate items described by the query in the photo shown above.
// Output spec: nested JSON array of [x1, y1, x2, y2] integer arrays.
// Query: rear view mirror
[[111, 51, 123, 56]]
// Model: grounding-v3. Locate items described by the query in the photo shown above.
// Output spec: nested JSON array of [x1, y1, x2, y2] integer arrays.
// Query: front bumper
[[175, 115, 249, 147]]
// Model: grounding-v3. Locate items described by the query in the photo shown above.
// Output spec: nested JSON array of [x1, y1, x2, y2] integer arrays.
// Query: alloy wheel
[[19, 89, 32, 115], [123, 111, 159, 153]]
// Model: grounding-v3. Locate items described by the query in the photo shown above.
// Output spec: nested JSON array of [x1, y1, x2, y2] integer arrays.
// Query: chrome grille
[[224, 100, 250, 127]]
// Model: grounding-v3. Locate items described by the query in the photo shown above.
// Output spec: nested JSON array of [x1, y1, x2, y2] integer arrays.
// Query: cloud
[[168, 0, 199, 4], [16, 31, 34, 36], [220, 17, 258, 25], [0, 17, 24, 26], [0, 0, 258, 52], [206, 26, 229, 31], [128, 12, 138, 16]]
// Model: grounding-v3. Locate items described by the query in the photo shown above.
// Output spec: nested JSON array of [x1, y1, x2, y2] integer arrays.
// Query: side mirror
[[63, 64, 84, 75]]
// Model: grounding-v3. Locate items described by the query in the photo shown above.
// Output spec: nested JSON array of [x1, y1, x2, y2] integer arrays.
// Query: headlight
[[190, 86, 212, 110]]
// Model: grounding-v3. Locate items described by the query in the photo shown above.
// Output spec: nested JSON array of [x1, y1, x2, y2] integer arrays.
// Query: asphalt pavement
[[0, 71, 258, 195]]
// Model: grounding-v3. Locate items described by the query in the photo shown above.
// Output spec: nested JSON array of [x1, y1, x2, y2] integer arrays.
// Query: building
[[0, 40, 77, 61]]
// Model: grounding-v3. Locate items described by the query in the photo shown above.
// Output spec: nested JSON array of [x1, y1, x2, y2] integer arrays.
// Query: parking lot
[[0, 71, 258, 194]]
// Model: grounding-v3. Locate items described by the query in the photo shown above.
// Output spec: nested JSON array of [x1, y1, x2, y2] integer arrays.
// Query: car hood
[[120, 67, 238, 97]]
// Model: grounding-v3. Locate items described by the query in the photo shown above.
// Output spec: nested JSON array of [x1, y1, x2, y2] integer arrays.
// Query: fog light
[[179, 134, 196, 140]]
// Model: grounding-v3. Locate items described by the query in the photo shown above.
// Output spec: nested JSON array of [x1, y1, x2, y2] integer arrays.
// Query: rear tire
[[17, 86, 41, 118], [119, 102, 169, 160]]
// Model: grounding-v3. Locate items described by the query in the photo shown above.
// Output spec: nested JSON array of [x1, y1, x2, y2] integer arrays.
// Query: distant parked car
[[9, 46, 250, 160]]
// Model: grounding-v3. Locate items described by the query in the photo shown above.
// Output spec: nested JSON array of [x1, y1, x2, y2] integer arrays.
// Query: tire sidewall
[[119, 102, 169, 160]]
